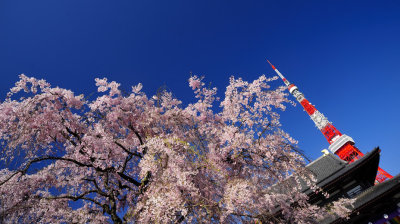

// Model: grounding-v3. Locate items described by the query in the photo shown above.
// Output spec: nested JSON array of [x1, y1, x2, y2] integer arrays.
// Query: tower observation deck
[[267, 60, 392, 183]]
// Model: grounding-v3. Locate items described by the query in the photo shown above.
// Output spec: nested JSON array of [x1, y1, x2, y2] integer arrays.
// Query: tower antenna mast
[[267, 60, 392, 183]]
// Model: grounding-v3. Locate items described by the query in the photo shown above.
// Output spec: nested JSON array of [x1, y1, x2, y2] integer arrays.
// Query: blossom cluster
[[0, 74, 353, 223]]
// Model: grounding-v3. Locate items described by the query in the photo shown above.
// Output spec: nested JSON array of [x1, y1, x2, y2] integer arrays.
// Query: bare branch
[[44, 190, 103, 207]]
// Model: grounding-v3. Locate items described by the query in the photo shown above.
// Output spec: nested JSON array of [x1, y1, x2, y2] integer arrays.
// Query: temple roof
[[305, 151, 347, 183], [321, 174, 400, 224], [303, 147, 380, 194], [355, 173, 400, 208], [311, 147, 400, 224], [269, 147, 400, 223]]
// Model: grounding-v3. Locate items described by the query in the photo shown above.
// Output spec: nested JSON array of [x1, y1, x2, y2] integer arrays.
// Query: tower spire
[[267, 60, 393, 183]]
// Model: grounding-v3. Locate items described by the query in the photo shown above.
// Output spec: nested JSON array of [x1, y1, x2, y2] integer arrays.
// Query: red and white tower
[[267, 60, 392, 183]]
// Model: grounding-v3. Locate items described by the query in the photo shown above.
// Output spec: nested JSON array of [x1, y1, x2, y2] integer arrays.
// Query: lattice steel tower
[[267, 60, 392, 183]]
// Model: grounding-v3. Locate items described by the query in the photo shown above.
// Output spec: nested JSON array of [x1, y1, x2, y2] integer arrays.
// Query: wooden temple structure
[[305, 147, 400, 224]]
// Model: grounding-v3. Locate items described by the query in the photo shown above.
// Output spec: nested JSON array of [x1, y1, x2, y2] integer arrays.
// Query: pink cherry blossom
[[0, 74, 353, 223]]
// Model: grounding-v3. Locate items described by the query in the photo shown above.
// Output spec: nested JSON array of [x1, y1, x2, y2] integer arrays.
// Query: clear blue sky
[[1, 0, 399, 175]]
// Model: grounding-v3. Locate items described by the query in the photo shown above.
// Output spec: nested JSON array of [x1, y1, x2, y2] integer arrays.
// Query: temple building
[[305, 147, 400, 224]]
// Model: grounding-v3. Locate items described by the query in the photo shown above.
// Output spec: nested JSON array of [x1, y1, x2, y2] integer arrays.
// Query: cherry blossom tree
[[0, 74, 352, 223]]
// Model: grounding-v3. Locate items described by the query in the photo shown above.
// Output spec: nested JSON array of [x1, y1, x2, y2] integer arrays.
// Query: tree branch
[[44, 190, 101, 205], [0, 156, 120, 187], [114, 141, 142, 158], [117, 171, 141, 186], [82, 178, 109, 197]]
